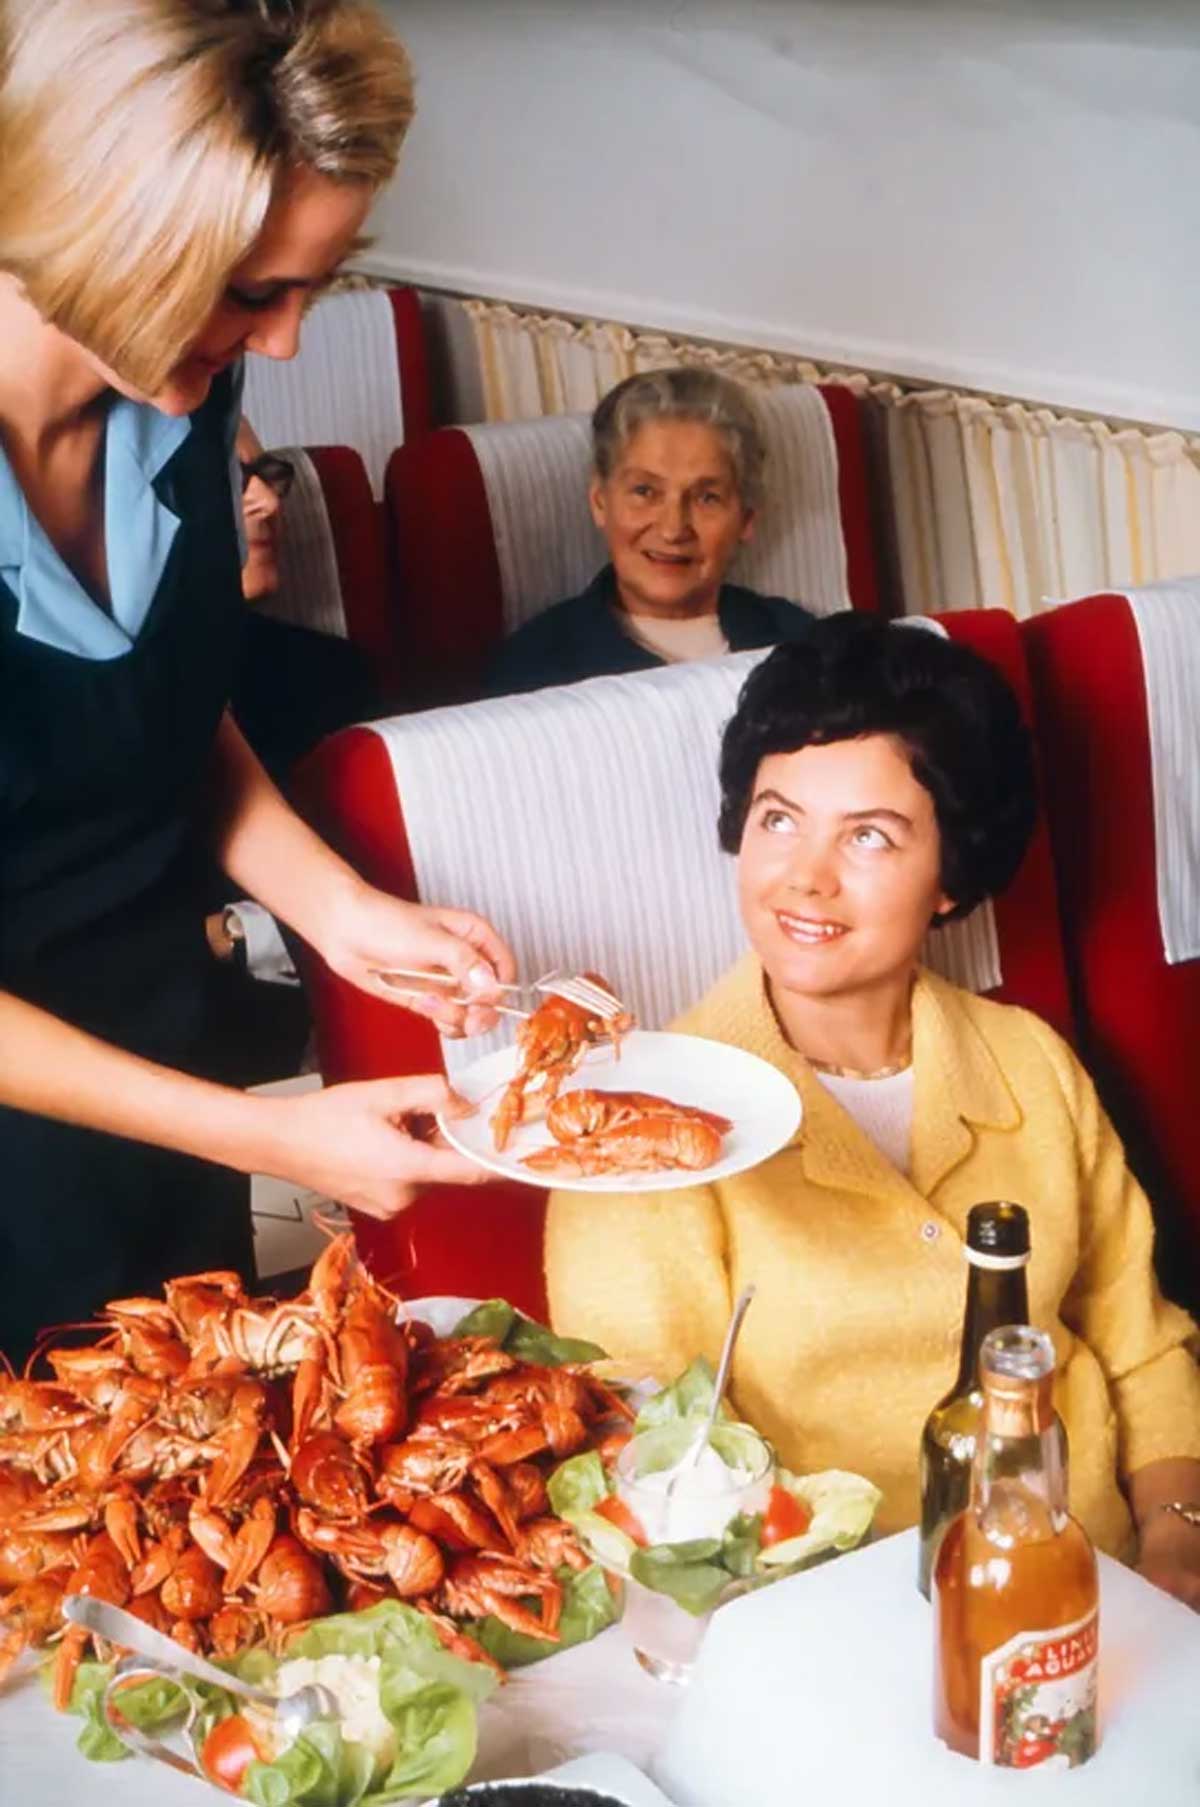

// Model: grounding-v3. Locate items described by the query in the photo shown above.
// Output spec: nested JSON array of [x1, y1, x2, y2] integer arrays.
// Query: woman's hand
[[1136, 1512, 1200, 1612], [257, 1074, 488, 1220], [316, 881, 517, 1036]]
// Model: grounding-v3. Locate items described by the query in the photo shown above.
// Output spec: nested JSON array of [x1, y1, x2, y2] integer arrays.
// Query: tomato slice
[[760, 1484, 812, 1547], [201, 1713, 265, 1795], [595, 1493, 649, 1547]]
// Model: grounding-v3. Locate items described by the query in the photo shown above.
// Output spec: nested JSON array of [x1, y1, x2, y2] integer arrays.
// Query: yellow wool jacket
[[545, 956, 1200, 1559]]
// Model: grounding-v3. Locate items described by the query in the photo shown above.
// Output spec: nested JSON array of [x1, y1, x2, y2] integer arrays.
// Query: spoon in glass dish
[[62, 1595, 337, 1743], [666, 1282, 757, 1499]]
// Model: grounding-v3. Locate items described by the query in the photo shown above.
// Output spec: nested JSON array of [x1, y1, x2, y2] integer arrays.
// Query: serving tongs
[[63, 1595, 337, 1768]]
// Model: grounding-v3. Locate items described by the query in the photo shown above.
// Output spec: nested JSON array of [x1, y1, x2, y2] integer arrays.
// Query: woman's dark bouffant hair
[[717, 614, 1038, 922]]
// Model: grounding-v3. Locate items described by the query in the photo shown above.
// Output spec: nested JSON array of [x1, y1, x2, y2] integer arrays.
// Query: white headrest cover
[[253, 448, 347, 640], [465, 383, 853, 635], [732, 384, 850, 615], [463, 416, 603, 634], [1120, 580, 1200, 964], [241, 289, 403, 499], [370, 650, 1002, 1077]]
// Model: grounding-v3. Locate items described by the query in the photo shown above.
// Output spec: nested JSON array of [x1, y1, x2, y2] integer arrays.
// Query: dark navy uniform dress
[[0, 370, 254, 1360]]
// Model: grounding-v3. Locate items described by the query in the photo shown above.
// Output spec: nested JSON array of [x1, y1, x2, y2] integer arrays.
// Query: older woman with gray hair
[[486, 367, 815, 696]]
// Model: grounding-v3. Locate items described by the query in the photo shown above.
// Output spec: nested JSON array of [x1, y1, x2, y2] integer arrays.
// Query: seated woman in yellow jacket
[[545, 613, 1200, 1610]]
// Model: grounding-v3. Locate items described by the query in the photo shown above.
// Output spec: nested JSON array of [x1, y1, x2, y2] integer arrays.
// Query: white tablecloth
[[657, 1531, 1200, 1805], [2, 1532, 1198, 1805]]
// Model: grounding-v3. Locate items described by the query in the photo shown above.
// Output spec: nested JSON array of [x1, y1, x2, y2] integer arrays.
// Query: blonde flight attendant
[[0, 0, 514, 1361]]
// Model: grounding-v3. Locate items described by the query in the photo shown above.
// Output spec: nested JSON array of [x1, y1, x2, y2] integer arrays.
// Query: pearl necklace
[[804, 1053, 913, 1081]]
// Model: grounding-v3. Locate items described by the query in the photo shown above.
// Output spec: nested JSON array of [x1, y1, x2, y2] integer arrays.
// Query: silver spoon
[[666, 1283, 757, 1498], [62, 1595, 337, 1743]]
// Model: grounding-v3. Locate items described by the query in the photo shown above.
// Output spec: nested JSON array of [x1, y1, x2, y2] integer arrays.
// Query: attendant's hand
[[1135, 1512, 1200, 1611], [258, 1074, 488, 1219], [315, 881, 516, 1036]]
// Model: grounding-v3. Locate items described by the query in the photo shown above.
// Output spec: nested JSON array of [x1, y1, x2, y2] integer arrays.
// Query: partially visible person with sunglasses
[[227, 419, 382, 783], [200, 422, 387, 1080], [238, 430, 295, 606]]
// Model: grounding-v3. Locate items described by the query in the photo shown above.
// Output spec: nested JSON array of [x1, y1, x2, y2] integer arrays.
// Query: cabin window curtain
[[460, 296, 1200, 620]]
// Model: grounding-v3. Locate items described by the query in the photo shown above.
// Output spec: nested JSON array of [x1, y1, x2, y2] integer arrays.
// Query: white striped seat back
[[369, 652, 1002, 1077], [462, 383, 852, 638], [242, 289, 404, 499], [1116, 580, 1200, 964], [252, 448, 347, 640]]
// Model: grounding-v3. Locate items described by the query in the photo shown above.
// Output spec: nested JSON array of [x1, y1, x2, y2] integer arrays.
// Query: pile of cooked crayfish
[[0, 1235, 632, 1706]]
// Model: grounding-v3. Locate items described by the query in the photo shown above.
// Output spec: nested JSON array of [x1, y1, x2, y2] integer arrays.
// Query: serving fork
[[369, 966, 629, 1023]]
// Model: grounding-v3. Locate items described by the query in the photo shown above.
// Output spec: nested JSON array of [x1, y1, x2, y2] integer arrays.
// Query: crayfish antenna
[[25, 1321, 111, 1377]]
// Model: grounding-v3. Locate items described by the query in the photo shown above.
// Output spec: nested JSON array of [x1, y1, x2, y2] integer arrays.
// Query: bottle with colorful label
[[932, 1325, 1099, 1770]]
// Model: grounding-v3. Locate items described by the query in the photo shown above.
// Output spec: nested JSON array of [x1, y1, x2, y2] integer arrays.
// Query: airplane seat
[[931, 609, 1075, 1040], [248, 444, 397, 680], [1022, 587, 1200, 1311], [242, 284, 433, 500], [383, 382, 882, 706], [295, 616, 1068, 1314]]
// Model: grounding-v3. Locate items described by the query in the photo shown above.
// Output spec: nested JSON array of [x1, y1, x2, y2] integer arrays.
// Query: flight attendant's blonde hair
[[0, 0, 413, 394]]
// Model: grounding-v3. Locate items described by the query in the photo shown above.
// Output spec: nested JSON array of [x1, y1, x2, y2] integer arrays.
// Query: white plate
[[436, 1030, 801, 1193]]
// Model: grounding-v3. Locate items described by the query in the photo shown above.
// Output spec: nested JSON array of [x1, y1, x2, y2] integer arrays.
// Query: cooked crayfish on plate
[[489, 973, 635, 1152], [522, 1087, 733, 1177], [0, 1234, 633, 1705]]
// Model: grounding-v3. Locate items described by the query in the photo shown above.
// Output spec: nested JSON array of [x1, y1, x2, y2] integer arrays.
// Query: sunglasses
[[239, 453, 295, 500]]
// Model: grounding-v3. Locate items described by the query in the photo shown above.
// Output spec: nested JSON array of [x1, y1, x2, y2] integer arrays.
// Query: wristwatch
[[204, 907, 246, 965], [1158, 1501, 1200, 1528]]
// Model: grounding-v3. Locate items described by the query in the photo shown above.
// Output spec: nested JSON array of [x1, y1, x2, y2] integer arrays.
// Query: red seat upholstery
[[296, 611, 1072, 1316], [305, 446, 395, 679], [297, 721, 550, 1316], [1022, 593, 1200, 1307], [385, 383, 881, 705], [933, 610, 1074, 1040]]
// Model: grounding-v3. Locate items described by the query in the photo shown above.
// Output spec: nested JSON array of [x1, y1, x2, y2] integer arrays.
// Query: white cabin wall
[[367, 0, 1198, 429]]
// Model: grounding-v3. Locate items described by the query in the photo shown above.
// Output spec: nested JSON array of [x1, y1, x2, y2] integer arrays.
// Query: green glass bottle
[[918, 1202, 1066, 1597]]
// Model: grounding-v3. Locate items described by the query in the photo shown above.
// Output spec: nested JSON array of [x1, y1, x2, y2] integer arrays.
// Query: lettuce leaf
[[546, 1449, 609, 1518], [633, 1357, 723, 1431], [280, 1600, 495, 1707], [63, 1660, 191, 1764], [628, 1418, 767, 1477], [239, 1662, 483, 1805], [452, 1299, 606, 1366], [629, 1541, 729, 1617], [65, 1601, 494, 1803], [755, 1468, 882, 1570], [64, 1659, 133, 1763], [366, 1681, 478, 1804], [720, 1511, 764, 1579], [561, 1508, 639, 1575], [472, 1563, 618, 1668], [244, 1718, 365, 1807]]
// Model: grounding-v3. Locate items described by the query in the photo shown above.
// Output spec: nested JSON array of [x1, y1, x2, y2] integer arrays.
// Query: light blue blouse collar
[[0, 398, 191, 660]]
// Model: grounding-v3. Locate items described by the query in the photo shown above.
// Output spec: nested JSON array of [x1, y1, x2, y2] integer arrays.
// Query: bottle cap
[[966, 1201, 1030, 1264]]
